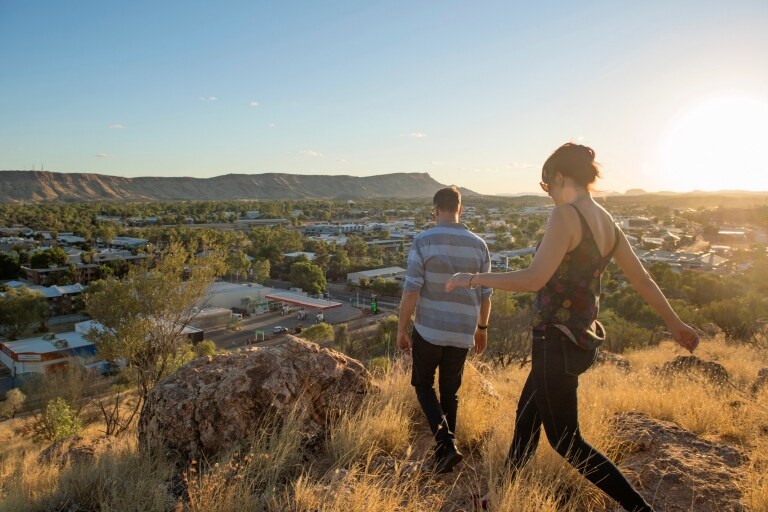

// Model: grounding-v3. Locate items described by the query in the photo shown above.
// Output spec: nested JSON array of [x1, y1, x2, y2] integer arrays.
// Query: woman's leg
[[533, 334, 654, 512], [506, 369, 542, 475]]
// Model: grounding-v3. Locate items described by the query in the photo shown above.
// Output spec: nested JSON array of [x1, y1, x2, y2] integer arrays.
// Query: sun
[[660, 95, 768, 192]]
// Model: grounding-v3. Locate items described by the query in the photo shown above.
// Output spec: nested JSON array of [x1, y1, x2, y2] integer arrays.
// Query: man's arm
[[474, 296, 492, 355], [397, 290, 419, 353]]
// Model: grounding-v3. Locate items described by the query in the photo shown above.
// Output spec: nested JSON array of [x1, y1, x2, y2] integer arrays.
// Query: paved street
[[205, 301, 368, 351]]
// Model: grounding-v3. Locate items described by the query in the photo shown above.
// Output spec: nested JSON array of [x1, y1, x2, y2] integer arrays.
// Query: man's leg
[[411, 328, 446, 441], [437, 344, 469, 439]]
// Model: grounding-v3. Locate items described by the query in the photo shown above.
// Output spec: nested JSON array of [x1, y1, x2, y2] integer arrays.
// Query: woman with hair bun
[[447, 143, 699, 512]]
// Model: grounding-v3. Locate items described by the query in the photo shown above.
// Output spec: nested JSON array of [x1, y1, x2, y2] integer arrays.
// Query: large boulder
[[657, 355, 730, 385], [594, 350, 631, 372], [752, 367, 768, 395], [610, 412, 746, 512], [139, 336, 373, 462]]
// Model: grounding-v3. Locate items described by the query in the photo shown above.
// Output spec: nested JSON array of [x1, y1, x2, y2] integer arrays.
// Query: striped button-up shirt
[[403, 221, 492, 348]]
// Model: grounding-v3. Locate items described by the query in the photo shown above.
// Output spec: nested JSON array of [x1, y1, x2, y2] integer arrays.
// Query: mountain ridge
[[0, 170, 478, 203]]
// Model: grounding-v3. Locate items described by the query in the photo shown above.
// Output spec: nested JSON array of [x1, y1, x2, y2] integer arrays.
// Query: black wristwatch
[[477, 324, 488, 330]]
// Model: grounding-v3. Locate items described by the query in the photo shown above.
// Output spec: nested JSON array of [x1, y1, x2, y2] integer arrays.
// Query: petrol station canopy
[[265, 291, 343, 310]]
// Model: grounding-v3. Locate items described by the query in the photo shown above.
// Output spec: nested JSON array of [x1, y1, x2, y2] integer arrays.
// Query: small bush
[[368, 356, 392, 375], [0, 388, 26, 419], [195, 340, 217, 357], [33, 397, 83, 442]]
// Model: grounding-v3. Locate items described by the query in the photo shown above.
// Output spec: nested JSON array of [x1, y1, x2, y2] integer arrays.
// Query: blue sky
[[2, 1, 767, 195]]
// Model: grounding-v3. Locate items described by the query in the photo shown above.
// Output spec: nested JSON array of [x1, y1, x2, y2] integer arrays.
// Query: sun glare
[[661, 95, 768, 192]]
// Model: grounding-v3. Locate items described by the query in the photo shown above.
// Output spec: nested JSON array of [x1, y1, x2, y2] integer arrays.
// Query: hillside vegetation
[[0, 171, 472, 203], [1, 336, 766, 511]]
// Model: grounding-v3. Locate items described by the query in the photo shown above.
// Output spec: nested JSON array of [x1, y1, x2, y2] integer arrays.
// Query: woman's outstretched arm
[[447, 205, 574, 292], [613, 228, 699, 352]]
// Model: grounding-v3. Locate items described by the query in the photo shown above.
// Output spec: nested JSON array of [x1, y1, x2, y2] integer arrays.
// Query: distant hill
[[0, 170, 478, 203]]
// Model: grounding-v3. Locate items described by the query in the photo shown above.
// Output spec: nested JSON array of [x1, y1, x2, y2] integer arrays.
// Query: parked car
[[272, 326, 288, 334]]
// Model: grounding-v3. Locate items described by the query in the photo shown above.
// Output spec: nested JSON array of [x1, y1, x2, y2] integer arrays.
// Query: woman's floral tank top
[[531, 204, 620, 349]]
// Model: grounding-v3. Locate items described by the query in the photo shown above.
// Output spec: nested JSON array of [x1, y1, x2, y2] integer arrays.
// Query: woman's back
[[563, 198, 617, 258], [531, 198, 620, 349]]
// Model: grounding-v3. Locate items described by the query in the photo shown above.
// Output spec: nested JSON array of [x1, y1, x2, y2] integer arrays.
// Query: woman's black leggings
[[507, 326, 654, 512]]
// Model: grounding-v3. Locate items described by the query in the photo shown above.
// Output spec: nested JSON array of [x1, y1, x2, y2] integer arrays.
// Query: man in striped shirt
[[397, 186, 493, 474]]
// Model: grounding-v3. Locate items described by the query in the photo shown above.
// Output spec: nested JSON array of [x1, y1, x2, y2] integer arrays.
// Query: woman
[[446, 143, 699, 512]]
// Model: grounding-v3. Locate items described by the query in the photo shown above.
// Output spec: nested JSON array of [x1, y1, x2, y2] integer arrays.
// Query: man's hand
[[397, 330, 412, 354], [474, 328, 488, 356]]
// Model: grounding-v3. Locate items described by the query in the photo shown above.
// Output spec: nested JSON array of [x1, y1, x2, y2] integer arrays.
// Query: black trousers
[[411, 328, 469, 445], [507, 326, 653, 512]]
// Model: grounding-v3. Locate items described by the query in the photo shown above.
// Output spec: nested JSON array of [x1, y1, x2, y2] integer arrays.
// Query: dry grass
[[1, 335, 767, 511]]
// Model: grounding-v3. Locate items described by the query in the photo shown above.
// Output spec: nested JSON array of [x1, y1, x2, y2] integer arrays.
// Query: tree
[[226, 250, 251, 282], [94, 223, 117, 246], [0, 253, 20, 280], [371, 277, 400, 297], [252, 258, 271, 284], [0, 287, 48, 339], [29, 247, 69, 269], [83, 241, 225, 434], [702, 296, 765, 341], [328, 249, 351, 280], [290, 261, 326, 295]]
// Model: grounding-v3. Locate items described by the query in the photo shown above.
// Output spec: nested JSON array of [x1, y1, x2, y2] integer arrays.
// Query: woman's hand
[[445, 272, 474, 292], [670, 321, 700, 353]]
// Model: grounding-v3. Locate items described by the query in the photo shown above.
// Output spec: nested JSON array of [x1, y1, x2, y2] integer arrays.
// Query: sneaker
[[434, 442, 463, 474]]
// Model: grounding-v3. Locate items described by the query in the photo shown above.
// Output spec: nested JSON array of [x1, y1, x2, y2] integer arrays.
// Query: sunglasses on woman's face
[[539, 181, 549, 193]]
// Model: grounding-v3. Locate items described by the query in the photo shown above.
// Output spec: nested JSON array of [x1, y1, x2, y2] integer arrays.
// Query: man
[[397, 186, 492, 474]]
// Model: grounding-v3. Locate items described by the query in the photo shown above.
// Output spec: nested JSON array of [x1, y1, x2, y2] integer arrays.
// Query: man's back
[[404, 221, 491, 348]]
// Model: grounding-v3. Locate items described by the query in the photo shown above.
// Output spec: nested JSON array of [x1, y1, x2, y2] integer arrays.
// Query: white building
[[347, 266, 407, 285]]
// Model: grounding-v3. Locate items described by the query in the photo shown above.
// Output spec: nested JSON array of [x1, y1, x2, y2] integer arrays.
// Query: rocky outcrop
[[610, 412, 746, 512], [594, 350, 631, 372], [138, 336, 373, 462], [752, 367, 768, 395], [0, 170, 476, 203], [657, 355, 730, 385]]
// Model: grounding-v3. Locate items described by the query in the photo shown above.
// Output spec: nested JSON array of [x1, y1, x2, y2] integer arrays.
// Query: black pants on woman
[[507, 326, 654, 512]]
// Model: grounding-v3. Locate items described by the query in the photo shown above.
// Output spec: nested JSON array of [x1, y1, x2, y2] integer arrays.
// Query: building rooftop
[[2, 331, 91, 355]]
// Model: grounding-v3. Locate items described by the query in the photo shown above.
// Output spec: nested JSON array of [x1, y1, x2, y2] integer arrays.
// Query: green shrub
[[33, 397, 83, 442], [368, 356, 392, 375], [194, 339, 217, 357]]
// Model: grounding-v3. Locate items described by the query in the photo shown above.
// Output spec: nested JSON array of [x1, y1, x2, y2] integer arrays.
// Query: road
[[204, 302, 394, 352]]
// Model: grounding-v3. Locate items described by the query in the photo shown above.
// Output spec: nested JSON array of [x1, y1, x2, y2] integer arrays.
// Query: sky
[[1, 1, 768, 196]]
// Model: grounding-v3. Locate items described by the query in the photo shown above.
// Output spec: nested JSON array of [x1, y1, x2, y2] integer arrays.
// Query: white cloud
[[199, 96, 218, 101], [96, 153, 109, 158], [337, 158, 347, 163], [429, 160, 444, 166], [509, 161, 535, 169], [299, 150, 323, 158], [402, 132, 427, 138], [249, 101, 260, 107], [109, 124, 124, 129], [268, 123, 276, 127]]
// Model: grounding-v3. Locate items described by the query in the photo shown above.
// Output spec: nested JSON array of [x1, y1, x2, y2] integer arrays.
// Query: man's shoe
[[434, 443, 463, 474]]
